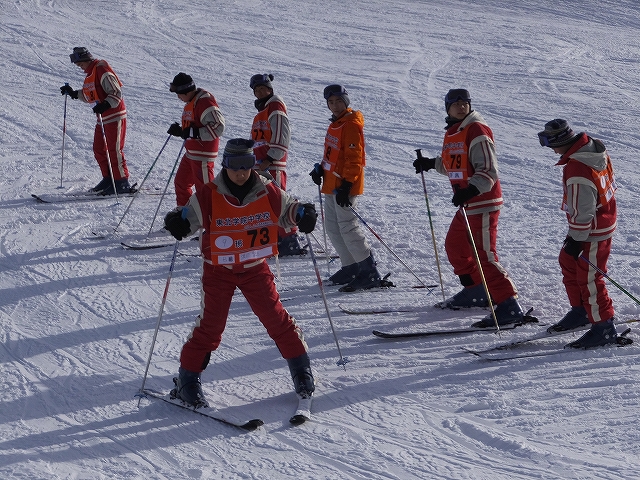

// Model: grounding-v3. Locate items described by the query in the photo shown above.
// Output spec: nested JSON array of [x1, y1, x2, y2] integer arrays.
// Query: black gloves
[[167, 122, 200, 139], [335, 181, 352, 208], [167, 122, 183, 137], [452, 184, 480, 207], [309, 163, 323, 186], [563, 236, 583, 260], [92, 101, 111, 114], [60, 84, 79, 99], [295, 203, 317, 233], [413, 156, 436, 174], [164, 209, 191, 240]]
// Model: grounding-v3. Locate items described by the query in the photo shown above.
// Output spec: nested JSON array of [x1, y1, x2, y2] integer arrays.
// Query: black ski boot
[[471, 296, 524, 327], [435, 283, 489, 309], [547, 306, 590, 333], [99, 178, 135, 195], [339, 253, 382, 292], [287, 353, 315, 398], [278, 234, 305, 256], [171, 367, 209, 407], [565, 319, 618, 349], [90, 177, 111, 192], [327, 263, 358, 285]]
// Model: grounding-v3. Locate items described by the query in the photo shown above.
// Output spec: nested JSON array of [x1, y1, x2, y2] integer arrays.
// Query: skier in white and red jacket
[[163, 138, 317, 408], [60, 47, 133, 195], [414, 89, 522, 327], [538, 119, 619, 349]]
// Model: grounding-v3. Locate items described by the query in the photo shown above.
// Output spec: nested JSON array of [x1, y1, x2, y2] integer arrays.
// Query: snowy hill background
[[2, 0, 640, 478]]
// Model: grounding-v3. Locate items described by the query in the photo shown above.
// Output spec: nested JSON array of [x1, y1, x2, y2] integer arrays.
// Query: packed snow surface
[[1, 1, 640, 478]]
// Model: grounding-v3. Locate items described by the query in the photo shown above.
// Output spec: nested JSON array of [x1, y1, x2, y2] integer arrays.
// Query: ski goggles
[[538, 132, 554, 147], [222, 153, 256, 171], [445, 89, 471, 105], [537, 130, 573, 147], [323, 84, 348, 100]]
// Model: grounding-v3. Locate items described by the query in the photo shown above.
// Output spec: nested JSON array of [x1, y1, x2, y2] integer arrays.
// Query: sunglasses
[[222, 154, 256, 171], [323, 84, 347, 100]]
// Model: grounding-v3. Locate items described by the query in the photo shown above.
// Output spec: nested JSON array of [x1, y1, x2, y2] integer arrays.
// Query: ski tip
[[289, 414, 308, 425], [242, 419, 265, 430]]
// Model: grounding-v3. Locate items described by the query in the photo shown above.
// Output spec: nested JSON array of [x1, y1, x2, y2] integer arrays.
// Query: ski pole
[[317, 184, 331, 275], [135, 238, 181, 406], [459, 206, 500, 331], [146, 141, 185, 238], [112, 134, 172, 235], [579, 255, 640, 307], [348, 206, 432, 290], [97, 111, 119, 203], [416, 149, 446, 302], [306, 238, 348, 370], [59, 83, 69, 189]]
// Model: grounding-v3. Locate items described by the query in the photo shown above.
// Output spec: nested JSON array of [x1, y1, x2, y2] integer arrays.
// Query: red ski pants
[[179, 260, 308, 372], [93, 118, 128, 180], [444, 209, 517, 304], [174, 156, 215, 206], [559, 238, 614, 323]]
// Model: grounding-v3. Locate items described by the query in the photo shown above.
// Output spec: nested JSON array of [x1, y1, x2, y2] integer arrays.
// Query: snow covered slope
[[1, 1, 640, 478]]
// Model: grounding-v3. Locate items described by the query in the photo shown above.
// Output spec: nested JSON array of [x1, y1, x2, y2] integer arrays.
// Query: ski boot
[[171, 367, 208, 408], [90, 177, 111, 192], [435, 283, 489, 309], [327, 263, 359, 285], [339, 253, 382, 292], [471, 296, 524, 328], [278, 234, 305, 256], [287, 353, 315, 399], [565, 319, 619, 349], [547, 306, 590, 333]]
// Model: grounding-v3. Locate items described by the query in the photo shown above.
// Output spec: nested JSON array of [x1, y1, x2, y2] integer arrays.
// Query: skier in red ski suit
[[163, 138, 317, 408], [538, 119, 620, 349], [167, 72, 225, 206], [414, 89, 523, 327], [60, 47, 133, 195], [249, 73, 303, 256]]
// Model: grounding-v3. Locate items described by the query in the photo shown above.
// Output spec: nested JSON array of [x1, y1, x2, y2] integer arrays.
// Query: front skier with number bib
[[163, 138, 318, 416]]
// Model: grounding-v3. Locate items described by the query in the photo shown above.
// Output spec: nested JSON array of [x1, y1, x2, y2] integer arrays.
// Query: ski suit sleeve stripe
[[565, 178, 597, 240], [100, 71, 123, 108], [267, 109, 290, 160], [199, 105, 225, 140], [467, 135, 498, 194]]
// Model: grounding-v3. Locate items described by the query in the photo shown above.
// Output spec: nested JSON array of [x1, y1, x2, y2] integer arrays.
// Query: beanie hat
[[538, 119, 578, 148], [222, 138, 256, 170], [169, 72, 196, 94], [323, 84, 350, 108], [250, 73, 274, 91], [69, 47, 93, 63], [444, 89, 471, 113]]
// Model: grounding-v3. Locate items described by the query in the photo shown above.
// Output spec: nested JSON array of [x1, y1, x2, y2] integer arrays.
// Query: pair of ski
[[463, 321, 634, 361], [31, 185, 149, 204], [370, 308, 634, 360], [371, 313, 540, 339], [140, 388, 312, 431]]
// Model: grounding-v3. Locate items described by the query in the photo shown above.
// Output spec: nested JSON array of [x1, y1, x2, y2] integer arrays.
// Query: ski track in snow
[[2, 0, 640, 478]]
